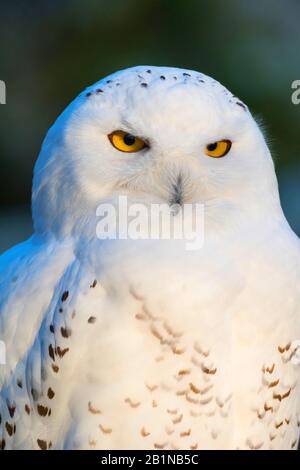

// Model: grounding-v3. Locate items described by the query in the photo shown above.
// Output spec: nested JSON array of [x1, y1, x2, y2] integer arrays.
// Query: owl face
[[33, 66, 279, 234]]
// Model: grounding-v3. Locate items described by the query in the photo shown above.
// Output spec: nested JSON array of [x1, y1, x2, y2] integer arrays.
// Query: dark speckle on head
[[96, 88, 103, 93], [183, 72, 191, 77], [85, 92, 92, 97], [236, 101, 247, 111], [50, 324, 55, 333], [140, 83, 148, 88], [138, 75, 144, 80], [88, 316, 96, 324], [146, 69, 151, 74], [160, 75, 166, 80], [173, 76, 177, 80], [106, 80, 112, 84]]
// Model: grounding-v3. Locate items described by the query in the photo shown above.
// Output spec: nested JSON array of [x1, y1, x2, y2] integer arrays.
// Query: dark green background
[[0, 0, 299, 251]]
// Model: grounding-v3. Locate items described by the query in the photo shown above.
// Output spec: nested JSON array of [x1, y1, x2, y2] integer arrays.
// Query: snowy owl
[[0, 66, 300, 451]]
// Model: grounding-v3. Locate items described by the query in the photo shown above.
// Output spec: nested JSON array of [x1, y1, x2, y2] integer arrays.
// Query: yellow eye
[[205, 140, 232, 158], [108, 130, 147, 153]]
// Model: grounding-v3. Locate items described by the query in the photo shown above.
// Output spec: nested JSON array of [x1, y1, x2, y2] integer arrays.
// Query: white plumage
[[0, 66, 300, 450]]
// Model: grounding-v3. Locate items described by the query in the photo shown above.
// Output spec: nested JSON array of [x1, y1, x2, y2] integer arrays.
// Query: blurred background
[[0, 0, 299, 252]]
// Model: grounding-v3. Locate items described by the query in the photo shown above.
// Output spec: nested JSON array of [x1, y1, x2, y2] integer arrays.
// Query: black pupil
[[124, 134, 136, 146], [207, 142, 218, 151]]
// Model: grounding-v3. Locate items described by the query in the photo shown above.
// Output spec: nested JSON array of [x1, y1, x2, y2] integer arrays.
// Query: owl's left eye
[[205, 140, 232, 158], [108, 130, 147, 153]]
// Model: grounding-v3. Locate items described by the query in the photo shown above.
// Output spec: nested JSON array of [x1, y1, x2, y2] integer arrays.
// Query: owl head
[[32, 66, 282, 237]]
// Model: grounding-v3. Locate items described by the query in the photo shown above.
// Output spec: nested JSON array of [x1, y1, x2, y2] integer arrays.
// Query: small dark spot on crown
[[183, 72, 191, 77], [146, 69, 152, 73], [141, 83, 148, 87], [160, 75, 166, 80], [85, 92, 92, 97], [236, 101, 247, 111], [96, 88, 103, 93], [106, 80, 112, 84]]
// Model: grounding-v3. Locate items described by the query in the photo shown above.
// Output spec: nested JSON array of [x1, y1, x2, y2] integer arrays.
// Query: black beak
[[170, 174, 183, 206]]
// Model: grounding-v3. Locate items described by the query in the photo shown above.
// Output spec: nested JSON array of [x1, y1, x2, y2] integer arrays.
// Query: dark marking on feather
[[5, 422, 13, 436], [37, 405, 48, 417], [47, 388, 55, 400], [49, 344, 55, 361], [37, 439, 47, 450], [61, 291, 69, 302]]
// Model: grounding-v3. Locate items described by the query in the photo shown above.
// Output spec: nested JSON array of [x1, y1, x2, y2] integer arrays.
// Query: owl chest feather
[[80, 244, 300, 450]]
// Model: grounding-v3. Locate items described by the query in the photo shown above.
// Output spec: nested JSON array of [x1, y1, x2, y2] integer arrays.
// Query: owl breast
[[81, 277, 300, 450]]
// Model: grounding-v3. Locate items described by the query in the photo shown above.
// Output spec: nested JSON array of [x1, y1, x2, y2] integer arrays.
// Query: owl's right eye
[[108, 130, 147, 153]]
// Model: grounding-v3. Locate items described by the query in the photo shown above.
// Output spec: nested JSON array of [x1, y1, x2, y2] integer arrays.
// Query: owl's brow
[[119, 118, 150, 144]]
